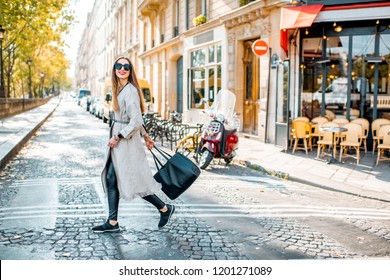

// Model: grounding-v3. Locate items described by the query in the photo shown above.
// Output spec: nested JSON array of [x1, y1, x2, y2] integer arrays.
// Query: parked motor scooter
[[197, 89, 239, 169]]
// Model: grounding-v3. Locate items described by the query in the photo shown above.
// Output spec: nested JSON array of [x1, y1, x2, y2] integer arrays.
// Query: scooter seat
[[225, 128, 237, 136]]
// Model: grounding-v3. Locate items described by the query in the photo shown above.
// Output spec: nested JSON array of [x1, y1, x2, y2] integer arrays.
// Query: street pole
[[26, 58, 32, 98], [40, 72, 45, 98], [0, 25, 5, 99]]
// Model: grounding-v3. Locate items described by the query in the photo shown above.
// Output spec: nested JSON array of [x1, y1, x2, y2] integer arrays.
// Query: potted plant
[[192, 14, 207, 27]]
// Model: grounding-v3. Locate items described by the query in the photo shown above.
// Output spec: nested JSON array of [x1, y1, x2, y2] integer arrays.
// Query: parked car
[[79, 96, 88, 109], [94, 98, 104, 119], [77, 89, 91, 106]]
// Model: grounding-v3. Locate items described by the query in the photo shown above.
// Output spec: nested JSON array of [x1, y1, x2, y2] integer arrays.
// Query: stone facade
[[74, 0, 288, 142]]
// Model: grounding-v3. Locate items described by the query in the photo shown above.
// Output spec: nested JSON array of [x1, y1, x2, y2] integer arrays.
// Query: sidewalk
[[235, 136, 390, 202], [0, 97, 389, 202], [0, 96, 61, 170]]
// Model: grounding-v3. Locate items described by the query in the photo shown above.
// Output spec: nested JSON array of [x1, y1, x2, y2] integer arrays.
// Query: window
[[173, 0, 180, 37], [301, 25, 390, 120], [189, 44, 222, 109]]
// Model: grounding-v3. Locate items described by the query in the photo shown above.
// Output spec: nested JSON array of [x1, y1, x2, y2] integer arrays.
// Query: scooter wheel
[[199, 150, 214, 169]]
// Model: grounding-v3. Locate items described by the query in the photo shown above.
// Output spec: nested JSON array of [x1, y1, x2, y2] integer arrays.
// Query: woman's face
[[114, 58, 131, 80]]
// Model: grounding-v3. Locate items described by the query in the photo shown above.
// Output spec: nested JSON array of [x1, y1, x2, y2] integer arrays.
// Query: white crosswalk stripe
[[9, 177, 100, 187], [2, 176, 389, 221], [1, 202, 390, 220]]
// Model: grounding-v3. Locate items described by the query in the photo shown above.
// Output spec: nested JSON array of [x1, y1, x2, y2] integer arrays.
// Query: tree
[[0, 0, 74, 98]]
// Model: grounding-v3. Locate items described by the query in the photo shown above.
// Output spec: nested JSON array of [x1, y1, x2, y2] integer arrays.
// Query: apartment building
[[75, 0, 390, 148]]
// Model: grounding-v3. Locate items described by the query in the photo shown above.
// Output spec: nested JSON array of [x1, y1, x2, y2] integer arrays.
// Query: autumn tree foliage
[[0, 0, 74, 98]]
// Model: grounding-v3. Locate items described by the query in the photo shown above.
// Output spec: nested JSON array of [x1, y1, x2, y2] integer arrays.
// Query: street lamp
[[26, 58, 32, 98], [40, 72, 45, 97], [0, 25, 5, 98]]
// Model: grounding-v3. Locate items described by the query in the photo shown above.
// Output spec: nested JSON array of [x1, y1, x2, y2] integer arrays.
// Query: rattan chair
[[351, 118, 369, 152], [292, 120, 312, 154], [325, 109, 336, 121], [332, 118, 349, 126], [310, 116, 329, 147], [376, 124, 390, 165], [372, 118, 390, 154], [339, 123, 363, 164], [343, 108, 360, 119], [290, 117, 310, 148]]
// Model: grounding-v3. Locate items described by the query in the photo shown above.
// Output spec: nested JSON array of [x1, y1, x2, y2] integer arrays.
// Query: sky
[[64, 0, 95, 78]]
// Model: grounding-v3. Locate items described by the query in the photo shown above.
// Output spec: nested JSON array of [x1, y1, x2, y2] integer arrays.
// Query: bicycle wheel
[[176, 136, 195, 157]]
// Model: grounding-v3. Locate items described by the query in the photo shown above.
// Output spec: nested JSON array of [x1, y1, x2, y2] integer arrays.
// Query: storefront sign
[[252, 40, 268, 56]]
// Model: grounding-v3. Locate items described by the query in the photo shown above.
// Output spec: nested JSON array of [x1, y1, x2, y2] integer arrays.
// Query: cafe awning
[[280, 4, 324, 30], [280, 4, 324, 54]]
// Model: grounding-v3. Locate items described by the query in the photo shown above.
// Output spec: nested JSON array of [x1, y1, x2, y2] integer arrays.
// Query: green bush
[[239, 0, 254, 7], [192, 14, 207, 26]]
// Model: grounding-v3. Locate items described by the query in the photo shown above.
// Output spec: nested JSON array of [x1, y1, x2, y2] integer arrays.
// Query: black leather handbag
[[150, 146, 201, 200]]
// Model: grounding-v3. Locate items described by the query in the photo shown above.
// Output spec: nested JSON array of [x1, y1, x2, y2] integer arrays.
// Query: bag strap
[[152, 145, 172, 161], [149, 146, 172, 170], [150, 149, 164, 170]]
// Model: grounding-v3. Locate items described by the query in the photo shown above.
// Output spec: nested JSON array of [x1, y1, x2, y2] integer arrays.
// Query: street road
[[0, 94, 389, 260]]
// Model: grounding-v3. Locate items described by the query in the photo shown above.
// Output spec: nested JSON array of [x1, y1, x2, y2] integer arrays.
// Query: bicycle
[[175, 123, 203, 159]]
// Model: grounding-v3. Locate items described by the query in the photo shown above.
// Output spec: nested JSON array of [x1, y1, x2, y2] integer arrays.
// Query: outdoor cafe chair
[[332, 118, 349, 126], [292, 120, 312, 154], [351, 118, 369, 153], [290, 117, 310, 148], [339, 123, 363, 164], [372, 118, 390, 154], [310, 116, 329, 147], [325, 109, 336, 121], [343, 108, 360, 119], [376, 124, 390, 165], [317, 122, 339, 159]]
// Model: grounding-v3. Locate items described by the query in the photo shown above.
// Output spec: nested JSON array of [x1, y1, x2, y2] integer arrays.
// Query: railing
[[370, 95, 390, 108]]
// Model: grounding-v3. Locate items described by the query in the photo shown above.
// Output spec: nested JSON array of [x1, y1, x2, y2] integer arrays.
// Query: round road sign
[[252, 40, 269, 56]]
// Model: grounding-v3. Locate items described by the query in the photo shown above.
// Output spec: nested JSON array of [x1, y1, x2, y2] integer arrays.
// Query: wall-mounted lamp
[[333, 22, 342, 32], [334, 25, 342, 32], [305, 28, 309, 35], [271, 53, 283, 69]]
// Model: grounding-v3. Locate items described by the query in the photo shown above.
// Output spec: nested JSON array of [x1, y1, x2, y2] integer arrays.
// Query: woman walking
[[92, 57, 175, 233]]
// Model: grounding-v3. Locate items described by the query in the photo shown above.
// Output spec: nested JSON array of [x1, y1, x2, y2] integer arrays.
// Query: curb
[[234, 158, 390, 204]]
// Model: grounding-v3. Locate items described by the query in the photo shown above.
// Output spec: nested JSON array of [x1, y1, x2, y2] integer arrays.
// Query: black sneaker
[[158, 204, 175, 228], [92, 220, 120, 233]]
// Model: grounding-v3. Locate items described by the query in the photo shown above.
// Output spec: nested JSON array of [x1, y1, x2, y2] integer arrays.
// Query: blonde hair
[[111, 57, 146, 113]]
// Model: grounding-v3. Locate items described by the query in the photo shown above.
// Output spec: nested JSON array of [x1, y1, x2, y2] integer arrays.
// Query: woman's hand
[[108, 135, 120, 148], [144, 134, 154, 150]]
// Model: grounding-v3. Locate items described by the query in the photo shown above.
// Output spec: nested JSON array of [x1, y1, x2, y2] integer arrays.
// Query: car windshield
[[79, 90, 91, 98]]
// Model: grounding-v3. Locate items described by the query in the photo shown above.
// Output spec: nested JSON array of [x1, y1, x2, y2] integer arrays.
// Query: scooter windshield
[[209, 89, 236, 122]]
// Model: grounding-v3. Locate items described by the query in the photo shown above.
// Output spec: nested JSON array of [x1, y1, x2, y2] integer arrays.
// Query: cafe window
[[189, 44, 222, 109], [301, 37, 324, 118], [301, 25, 390, 120]]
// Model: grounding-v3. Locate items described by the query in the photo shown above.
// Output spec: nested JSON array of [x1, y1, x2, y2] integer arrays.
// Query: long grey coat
[[101, 83, 160, 200]]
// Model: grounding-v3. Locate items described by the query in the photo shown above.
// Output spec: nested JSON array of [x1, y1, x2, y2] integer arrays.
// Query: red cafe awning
[[280, 4, 324, 30]]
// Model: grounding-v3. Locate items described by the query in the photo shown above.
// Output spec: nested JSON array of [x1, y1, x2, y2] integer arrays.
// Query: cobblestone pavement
[[1, 97, 389, 260]]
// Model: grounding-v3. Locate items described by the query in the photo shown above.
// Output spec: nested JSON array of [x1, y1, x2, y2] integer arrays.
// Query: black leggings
[[106, 158, 165, 221]]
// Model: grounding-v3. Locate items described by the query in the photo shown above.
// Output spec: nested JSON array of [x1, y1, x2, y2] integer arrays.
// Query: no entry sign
[[252, 40, 269, 56]]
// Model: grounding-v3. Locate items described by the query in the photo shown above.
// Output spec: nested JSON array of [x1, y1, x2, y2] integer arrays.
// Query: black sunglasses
[[114, 63, 131, 71]]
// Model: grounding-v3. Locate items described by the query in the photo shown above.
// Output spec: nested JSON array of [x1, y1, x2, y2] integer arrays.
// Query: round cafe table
[[319, 126, 347, 164]]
